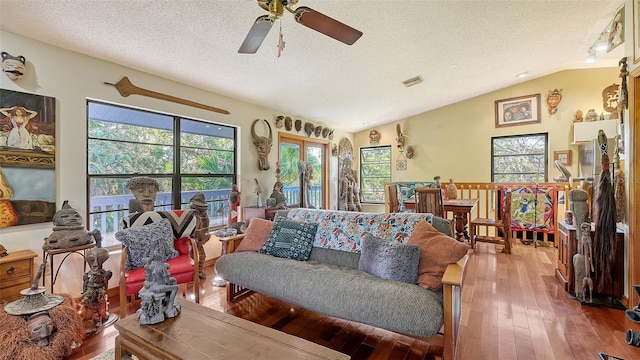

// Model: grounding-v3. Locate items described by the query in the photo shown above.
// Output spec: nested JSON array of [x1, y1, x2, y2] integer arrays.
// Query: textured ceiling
[[0, 0, 625, 133]]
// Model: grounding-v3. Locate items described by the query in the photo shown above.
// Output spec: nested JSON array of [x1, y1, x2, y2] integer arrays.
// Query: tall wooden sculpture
[[593, 130, 616, 291]]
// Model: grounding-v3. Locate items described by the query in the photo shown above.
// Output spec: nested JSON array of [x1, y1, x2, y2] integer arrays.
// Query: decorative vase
[[446, 179, 458, 200]]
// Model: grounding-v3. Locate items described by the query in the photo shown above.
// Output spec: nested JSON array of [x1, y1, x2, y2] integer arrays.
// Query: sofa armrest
[[442, 253, 468, 360]]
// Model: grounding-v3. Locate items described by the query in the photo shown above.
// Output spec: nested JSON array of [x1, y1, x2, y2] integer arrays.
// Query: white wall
[[0, 30, 352, 294]]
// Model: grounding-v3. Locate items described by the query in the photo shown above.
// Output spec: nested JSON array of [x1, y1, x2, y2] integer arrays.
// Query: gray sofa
[[215, 209, 467, 360]]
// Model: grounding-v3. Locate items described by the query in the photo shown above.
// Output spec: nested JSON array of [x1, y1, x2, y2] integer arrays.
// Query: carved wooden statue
[[581, 222, 594, 303], [78, 246, 112, 334], [43, 201, 97, 250], [137, 250, 180, 325], [189, 192, 210, 280], [251, 119, 273, 170]]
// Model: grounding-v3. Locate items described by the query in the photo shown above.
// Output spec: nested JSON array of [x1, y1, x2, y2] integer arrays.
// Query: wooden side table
[[0, 249, 37, 301]]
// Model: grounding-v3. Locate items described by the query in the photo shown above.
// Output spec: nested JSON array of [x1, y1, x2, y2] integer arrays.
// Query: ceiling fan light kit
[[239, 0, 362, 54]]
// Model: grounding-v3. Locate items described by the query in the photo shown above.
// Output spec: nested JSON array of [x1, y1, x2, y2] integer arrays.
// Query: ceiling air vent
[[402, 75, 423, 87]]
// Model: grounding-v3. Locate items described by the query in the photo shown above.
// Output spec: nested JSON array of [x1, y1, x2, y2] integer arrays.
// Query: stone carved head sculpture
[[126, 176, 159, 212], [43, 201, 97, 250], [251, 119, 273, 171]]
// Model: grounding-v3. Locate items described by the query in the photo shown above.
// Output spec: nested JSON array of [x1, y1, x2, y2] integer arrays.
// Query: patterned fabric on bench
[[286, 208, 433, 253]]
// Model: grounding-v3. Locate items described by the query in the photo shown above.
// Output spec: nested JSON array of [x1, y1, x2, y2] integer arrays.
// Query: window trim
[[491, 132, 548, 183]]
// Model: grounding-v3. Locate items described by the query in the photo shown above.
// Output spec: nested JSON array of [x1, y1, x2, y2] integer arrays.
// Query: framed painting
[[607, 6, 624, 53], [495, 93, 541, 128], [635, 0, 640, 63], [554, 150, 572, 166], [0, 89, 56, 228]]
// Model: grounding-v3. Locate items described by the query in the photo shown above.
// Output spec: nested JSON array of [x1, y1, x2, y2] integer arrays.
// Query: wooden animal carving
[[251, 119, 273, 170]]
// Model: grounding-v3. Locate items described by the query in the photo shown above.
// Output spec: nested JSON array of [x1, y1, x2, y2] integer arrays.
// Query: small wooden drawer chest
[[0, 249, 38, 301]]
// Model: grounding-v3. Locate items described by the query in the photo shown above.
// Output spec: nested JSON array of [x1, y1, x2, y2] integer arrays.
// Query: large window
[[87, 101, 237, 247], [360, 146, 392, 203], [492, 133, 547, 183]]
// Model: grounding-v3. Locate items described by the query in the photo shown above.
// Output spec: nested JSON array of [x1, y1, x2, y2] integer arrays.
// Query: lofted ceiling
[[0, 0, 625, 133]]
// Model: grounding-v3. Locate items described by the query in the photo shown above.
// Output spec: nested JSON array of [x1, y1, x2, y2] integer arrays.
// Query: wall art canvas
[[495, 94, 541, 128], [502, 185, 557, 234], [0, 89, 56, 228]]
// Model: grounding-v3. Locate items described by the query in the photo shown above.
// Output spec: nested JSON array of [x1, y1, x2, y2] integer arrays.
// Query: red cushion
[[174, 237, 191, 255], [124, 254, 195, 295]]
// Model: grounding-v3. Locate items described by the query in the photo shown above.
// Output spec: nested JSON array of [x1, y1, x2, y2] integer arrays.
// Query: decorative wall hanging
[[294, 119, 302, 132], [314, 125, 322, 137], [546, 88, 563, 115], [285, 116, 293, 131], [250, 119, 273, 170], [369, 130, 380, 145], [495, 93, 541, 128], [396, 124, 405, 149], [275, 115, 284, 128], [327, 128, 334, 140], [0, 89, 56, 228], [601, 83, 619, 118], [104, 76, 230, 115], [396, 149, 407, 171], [331, 143, 338, 156], [617, 57, 627, 155], [607, 6, 624, 53], [554, 150, 571, 166], [321, 127, 330, 138], [1, 52, 26, 81]]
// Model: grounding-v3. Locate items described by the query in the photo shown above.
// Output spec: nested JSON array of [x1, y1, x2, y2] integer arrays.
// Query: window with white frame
[[360, 146, 392, 203], [87, 101, 237, 247]]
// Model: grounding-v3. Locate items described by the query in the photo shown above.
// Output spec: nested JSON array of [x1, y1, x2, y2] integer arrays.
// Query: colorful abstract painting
[[502, 185, 557, 234]]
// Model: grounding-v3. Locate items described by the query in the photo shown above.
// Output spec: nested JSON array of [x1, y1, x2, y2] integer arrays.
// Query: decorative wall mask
[[275, 116, 284, 128], [1, 52, 26, 81], [331, 143, 338, 156], [251, 119, 273, 170], [546, 88, 563, 115], [322, 127, 330, 138], [369, 130, 381, 145], [295, 119, 302, 132], [314, 125, 322, 137], [327, 129, 334, 140], [304, 122, 314, 137], [285, 116, 293, 131], [405, 145, 415, 159], [573, 109, 584, 123]]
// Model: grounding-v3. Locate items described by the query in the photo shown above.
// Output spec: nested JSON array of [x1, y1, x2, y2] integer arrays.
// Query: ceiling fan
[[238, 0, 363, 54]]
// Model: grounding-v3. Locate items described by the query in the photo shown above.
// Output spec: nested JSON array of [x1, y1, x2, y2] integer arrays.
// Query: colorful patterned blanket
[[286, 208, 433, 253], [502, 185, 557, 234]]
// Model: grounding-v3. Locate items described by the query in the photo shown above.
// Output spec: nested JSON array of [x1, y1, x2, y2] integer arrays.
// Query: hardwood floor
[[68, 243, 640, 360]]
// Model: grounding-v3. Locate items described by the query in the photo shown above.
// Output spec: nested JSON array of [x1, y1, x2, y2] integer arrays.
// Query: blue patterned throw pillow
[[259, 219, 318, 261]]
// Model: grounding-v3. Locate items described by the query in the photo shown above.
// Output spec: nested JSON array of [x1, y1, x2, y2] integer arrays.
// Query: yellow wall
[[0, 30, 352, 294], [355, 67, 620, 212]]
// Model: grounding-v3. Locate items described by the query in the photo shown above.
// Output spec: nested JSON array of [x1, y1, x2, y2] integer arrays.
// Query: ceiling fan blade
[[238, 15, 274, 54], [294, 6, 362, 45]]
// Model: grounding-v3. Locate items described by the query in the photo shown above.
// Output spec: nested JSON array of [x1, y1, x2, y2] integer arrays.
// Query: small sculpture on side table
[[137, 250, 180, 325]]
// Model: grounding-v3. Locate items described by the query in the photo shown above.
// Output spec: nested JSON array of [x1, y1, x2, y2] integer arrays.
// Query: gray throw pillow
[[115, 218, 178, 270], [358, 234, 420, 284], [260, 219, 317, 261]]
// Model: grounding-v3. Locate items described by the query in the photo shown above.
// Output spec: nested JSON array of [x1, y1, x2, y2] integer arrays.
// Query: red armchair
[[118, 210, 200, 318]]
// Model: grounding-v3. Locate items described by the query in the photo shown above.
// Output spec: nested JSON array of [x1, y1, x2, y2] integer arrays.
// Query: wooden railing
[[386, 181, 582, 245]]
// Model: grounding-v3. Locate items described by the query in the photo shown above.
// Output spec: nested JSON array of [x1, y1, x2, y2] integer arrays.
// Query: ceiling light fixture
[[516, 72, 528, 78], [585, 52, 597, 64]]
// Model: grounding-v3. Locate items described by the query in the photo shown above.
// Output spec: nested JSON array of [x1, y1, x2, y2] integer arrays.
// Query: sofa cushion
[[358, 235, 420, 284], [236, 218, 274, 252], [407, 221, 470, 290], [259, 219, 317, 261], [115, 219, 179, 270]]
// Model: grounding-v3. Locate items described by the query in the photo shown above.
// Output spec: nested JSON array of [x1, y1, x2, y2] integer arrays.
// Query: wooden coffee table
[[114, 299, 349, 359]]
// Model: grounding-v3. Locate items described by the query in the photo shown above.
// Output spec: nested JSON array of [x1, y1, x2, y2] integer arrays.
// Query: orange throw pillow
[[407, 220, 470, 290], [235, 218, 274, 252]]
